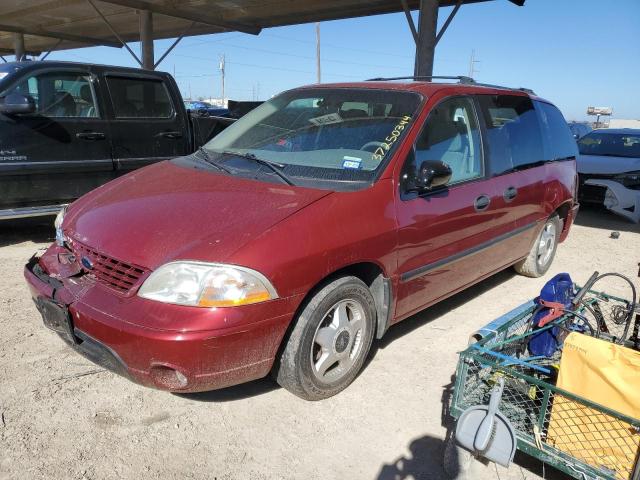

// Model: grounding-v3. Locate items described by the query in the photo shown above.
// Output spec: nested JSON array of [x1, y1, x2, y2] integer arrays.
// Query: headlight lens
[[614, 171, 640, 189], [138, 261, 278, 307], [54, 205, 68, 246]]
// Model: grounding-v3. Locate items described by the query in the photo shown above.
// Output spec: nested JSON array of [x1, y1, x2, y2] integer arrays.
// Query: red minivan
[[25, 78, 579, 400]]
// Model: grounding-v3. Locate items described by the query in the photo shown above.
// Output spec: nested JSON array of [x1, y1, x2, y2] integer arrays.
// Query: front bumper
[[24, 249, 300, 393], [584, 179, 640, 223]]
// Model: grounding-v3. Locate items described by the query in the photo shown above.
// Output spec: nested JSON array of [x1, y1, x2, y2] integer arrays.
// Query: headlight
[[54, 205, 68, 246], [138, 261, 278, 307], [614, 171, 640, 189]]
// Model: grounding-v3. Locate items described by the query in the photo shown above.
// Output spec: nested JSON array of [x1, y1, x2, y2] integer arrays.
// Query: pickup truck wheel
[[274, 276, 376, 400], [514, 215, 561, 278]]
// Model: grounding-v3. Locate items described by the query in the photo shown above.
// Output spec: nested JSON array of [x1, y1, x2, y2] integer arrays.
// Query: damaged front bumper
[[24, 248, 298, 393], [584, 179, 640, 223]]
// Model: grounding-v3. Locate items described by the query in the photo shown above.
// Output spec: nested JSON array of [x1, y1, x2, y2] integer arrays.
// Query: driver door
[[393, 96, 506, 320]]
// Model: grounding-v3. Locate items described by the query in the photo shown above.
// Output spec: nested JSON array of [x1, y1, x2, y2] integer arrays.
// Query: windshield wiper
[[220, 150, 295, 186], [197, 147, 233, 174]]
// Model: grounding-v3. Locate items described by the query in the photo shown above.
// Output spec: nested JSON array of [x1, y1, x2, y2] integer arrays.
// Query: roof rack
[[365, 75, 535, 95], [366, 75, 475, 83]]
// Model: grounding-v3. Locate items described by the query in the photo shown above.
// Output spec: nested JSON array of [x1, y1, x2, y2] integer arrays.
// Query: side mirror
[[0, 93, 36, 115], [197, 108, 209, 117], [413, 160, 452, 192]]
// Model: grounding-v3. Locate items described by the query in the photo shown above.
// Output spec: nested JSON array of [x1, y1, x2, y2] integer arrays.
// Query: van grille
[[69, 240, 147, 294]]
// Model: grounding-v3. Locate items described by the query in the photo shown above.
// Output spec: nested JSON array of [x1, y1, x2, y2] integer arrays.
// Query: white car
[[577, 129, 640, 223]]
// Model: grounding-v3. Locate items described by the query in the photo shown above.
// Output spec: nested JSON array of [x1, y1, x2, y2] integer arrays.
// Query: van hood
[[577, 154, 640, 175], [64, 160, 331, 269]]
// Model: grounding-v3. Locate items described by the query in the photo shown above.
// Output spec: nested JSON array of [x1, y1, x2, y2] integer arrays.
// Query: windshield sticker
[[342, 156, 362, 169], [372, 115, 412, 161], [309, 112, 343, 126]]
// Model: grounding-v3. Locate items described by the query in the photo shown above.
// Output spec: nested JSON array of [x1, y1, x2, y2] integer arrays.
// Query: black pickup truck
[[0, 61, 236, 220]]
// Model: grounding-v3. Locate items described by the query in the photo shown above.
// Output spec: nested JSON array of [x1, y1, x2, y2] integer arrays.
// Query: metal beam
[[435, 0, 462, 45], [400, 0, 419, 44], [13, 33, 25, 61], [87, 0, 142, 66], [40, 40, 63, 61], [154, 22, 195, 69], [414, 0, 439, 77], [0, 48, 41, 56], [139, 10, 154, 70], [0, 23, 122, 48], [95, 0, 261, 35]]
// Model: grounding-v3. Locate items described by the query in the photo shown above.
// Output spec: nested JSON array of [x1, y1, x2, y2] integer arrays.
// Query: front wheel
[[514, 215, 561, 278], [274, 276, 376, 400]]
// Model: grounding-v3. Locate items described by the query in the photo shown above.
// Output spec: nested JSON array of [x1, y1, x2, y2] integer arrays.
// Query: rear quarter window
[[476, 94, 544, 175], [535, 101, 578, 160]]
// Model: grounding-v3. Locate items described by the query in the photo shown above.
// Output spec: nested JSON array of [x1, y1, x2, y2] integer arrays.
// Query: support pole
[[14, 32, 25, 61], [315, 22, 321, 84], [414, 0, 439, 77], [139, 9, 154, 70]]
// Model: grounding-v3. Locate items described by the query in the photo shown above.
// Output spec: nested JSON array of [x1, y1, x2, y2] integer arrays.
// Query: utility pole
[[315, 22, 321, 83], [468, 49, 480, 79], [219, 54, 226, 105]]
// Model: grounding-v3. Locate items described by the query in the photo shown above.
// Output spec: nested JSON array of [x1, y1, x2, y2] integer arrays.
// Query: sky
[[40, 0, 639, 122]]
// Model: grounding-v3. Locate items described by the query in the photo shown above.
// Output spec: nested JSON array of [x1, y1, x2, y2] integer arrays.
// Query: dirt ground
[[1, 207, 638, 480]]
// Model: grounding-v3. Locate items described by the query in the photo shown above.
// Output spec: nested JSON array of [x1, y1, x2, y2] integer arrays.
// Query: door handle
[[503, 186, 518, 202], [76, 131, 105, 140], [474, 194, 491, 212], [156, 131, 183, 139]]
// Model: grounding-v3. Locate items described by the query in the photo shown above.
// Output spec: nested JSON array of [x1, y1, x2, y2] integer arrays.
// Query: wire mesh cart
[[448, 281, 640, 480]]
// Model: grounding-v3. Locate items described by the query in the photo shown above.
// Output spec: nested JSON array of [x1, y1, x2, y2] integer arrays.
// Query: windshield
[[578, 131, 640, 158], [202, 88, 422, 188]]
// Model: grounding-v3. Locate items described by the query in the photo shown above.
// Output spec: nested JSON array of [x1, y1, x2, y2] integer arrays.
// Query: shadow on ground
[[0, 217, 55, 248], [175, 376, 280, 403], [574, 205, 639, 234], [376, 377, 570, 480], [378, 268, 517, 350]]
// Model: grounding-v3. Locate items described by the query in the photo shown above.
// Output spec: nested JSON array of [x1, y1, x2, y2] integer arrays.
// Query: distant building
[[608, 118, 640, 129]]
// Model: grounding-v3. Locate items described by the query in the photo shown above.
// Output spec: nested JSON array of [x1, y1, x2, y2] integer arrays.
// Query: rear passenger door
[[104, 73, 189, 174], [475, 94, 547, 256], [394, 96, 503, 319]]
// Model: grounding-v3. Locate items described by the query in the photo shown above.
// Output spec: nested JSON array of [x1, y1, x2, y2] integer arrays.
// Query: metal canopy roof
[[0, 0, 520, 56]]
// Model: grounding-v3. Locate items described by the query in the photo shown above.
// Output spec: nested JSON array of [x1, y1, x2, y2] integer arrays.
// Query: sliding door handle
[[157, 131, 183, 139], [504, 186, 518, 202]]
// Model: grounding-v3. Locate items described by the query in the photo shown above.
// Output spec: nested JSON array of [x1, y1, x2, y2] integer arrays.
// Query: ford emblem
[[81, 256, 94, 270]]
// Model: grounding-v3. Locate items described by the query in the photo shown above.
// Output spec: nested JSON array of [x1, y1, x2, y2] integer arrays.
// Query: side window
[[8, 71, 98, 118], [106, 76, 174, 119], [404, 96, 483, 186], [535, 101, 578, 161], [476, 95, 544, 174]]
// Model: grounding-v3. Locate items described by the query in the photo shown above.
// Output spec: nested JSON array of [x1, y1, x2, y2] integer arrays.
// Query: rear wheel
[[514, 215, 561, 278], [274, 276, 376, 400]]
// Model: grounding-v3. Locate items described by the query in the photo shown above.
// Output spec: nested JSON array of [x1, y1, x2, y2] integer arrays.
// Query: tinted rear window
[[535, 101, 578, 160], [106, 76, 173, 118], [476, 94, 544, 174]]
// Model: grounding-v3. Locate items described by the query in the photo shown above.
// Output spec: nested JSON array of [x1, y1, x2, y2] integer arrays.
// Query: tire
[[514, 214, 561, 278], [274, 276, 376, 400]]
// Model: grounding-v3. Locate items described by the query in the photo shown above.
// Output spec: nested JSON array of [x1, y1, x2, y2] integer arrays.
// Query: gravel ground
[[1, 207, 638, 480]]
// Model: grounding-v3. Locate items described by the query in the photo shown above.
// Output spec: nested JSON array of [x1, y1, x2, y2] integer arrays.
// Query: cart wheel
[[443, 433, 489, 479]]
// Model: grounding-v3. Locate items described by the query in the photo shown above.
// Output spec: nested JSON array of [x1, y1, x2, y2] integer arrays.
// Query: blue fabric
[[528, 273, 574, 357]]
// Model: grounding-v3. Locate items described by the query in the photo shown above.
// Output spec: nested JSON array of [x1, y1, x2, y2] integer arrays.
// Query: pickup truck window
[[7, 71, 98, 118], [106, 76, 174, 119]]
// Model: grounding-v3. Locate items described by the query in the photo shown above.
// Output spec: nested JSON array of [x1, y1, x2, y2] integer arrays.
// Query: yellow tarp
[[546, 332, 640, 479]]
